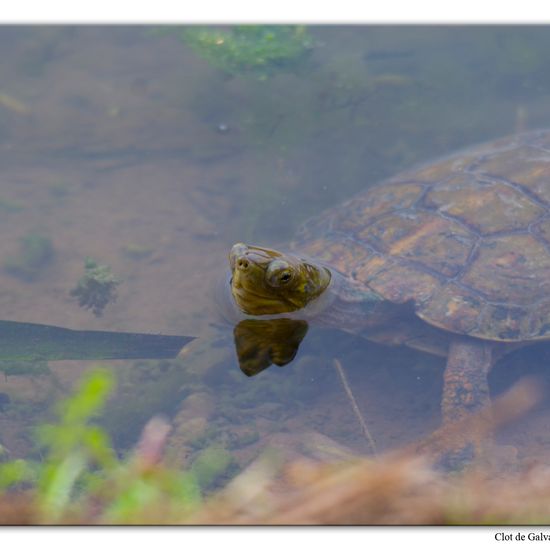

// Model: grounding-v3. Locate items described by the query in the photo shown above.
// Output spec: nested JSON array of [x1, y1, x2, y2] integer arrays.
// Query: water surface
[[1, 26, 550, 481]]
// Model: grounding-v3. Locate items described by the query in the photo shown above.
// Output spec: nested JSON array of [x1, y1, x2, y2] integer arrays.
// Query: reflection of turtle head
[[229, 243, 331, 315], [233, 318, 309, 376]]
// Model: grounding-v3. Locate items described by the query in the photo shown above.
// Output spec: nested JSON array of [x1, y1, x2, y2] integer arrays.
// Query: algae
[[181, 25, 314, 79], [70, 257, 121, 317], [4, 233, 55, 282]]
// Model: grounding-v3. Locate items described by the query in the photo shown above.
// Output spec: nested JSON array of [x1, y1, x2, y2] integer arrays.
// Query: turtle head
[[229, 243, 331, 315]]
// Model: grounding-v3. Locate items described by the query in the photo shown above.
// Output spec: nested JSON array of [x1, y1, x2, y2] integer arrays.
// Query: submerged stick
[[0, 319, 194, 361], [333, 358, 377, 455]]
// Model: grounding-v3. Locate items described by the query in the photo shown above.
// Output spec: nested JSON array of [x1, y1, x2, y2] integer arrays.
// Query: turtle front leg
[[439, 336, 494, 467], [443, 337, 493, 424]]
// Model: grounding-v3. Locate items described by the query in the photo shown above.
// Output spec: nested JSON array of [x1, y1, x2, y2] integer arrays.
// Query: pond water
[[2, 26, 550, 486]]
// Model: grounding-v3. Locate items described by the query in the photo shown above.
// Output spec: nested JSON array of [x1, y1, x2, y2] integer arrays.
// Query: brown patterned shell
[[293, 130, 550, 342]]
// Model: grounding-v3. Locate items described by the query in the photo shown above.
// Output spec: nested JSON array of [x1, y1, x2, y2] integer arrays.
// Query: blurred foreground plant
[[1, 369, 548, 525], [0, 368, 212, 524]]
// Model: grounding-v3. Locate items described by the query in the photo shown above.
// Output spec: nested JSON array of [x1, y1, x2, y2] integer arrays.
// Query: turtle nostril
[[237, 259, 249, 270]]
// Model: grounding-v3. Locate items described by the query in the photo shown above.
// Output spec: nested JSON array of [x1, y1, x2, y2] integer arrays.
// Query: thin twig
[[333, 358, 377, 455]]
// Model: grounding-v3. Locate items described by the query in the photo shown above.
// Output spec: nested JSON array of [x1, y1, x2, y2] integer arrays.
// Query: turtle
[[226, 129, 550, 461]]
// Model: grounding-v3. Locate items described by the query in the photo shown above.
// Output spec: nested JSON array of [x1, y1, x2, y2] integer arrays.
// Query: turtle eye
[[266, 260, 293, 287], [279, 271, 293, 284]]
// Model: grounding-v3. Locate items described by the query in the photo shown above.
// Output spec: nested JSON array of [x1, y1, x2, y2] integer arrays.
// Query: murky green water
[[2, 26, 550, 481]]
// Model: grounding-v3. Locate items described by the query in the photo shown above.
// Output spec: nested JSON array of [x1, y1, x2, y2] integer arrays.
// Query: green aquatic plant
[[4, 233, 55, 282], [71, 257, 121, 317], [181, 25, 314, 79]]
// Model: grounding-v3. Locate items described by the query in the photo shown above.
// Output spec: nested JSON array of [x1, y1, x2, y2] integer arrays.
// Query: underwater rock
[[177, 392, 215, 420], [165, 416, 209, 468], [165, 392, 217, 467]]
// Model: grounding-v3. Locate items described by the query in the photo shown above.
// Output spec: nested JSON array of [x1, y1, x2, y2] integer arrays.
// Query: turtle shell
[[293, 130, 550, 342]]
